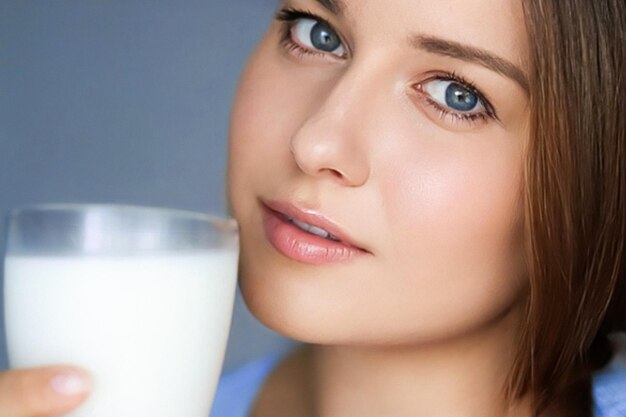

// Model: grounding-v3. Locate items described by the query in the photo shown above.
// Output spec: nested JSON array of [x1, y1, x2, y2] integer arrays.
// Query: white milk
[[4, 251, 238, 417]]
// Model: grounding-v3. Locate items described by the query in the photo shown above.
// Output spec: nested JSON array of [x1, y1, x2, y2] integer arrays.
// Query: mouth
[[260, 200, 368, 265], [278, 212, 341, 242]]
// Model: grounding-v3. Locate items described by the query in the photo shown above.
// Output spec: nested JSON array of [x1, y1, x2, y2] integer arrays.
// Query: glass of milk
[[3, 204, 238, 417]]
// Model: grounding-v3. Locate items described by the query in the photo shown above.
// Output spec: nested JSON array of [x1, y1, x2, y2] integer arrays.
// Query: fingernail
[[50, 371, 91, 396]]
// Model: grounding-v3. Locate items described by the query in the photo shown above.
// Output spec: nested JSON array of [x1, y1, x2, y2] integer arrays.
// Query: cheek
[[228, 44, 331, 196], [228, 47, 293, 212], [376, 136, 526, 333], [390, 146, 522, 253], [229, 59, 288, 166]]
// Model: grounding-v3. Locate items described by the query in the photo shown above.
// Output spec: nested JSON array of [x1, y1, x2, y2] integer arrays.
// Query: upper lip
[[262, 199, 369, 252]]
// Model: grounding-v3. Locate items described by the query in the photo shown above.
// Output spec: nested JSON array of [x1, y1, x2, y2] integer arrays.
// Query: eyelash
[[416, 74, 498, 125], [274, 7, 499, 126], [275, 7, 342, 60]]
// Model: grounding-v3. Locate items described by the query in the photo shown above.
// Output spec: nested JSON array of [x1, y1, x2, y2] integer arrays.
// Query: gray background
[[0, 0, 296, 372]]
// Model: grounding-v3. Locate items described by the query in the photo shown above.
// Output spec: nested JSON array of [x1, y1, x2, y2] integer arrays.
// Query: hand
[[0, 366, 92, 417]]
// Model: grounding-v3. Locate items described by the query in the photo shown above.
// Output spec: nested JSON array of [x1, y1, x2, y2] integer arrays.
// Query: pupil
[[445, 82, 478, 111], [311, 22, 340, 52]]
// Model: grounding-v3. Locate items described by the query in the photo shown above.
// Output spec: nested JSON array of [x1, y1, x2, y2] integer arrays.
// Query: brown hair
[[509, 0, 625, 414]]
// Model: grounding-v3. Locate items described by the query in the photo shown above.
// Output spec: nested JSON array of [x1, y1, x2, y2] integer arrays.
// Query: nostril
[[326, 168, 345, 180]]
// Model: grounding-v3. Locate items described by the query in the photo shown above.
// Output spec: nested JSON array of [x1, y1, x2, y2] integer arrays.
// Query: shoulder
[[593, 353, 626, 417], [210, 352, 285, 417]]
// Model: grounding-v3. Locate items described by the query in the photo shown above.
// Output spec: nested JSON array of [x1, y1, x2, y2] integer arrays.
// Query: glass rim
[[8, 203, 238, 233]]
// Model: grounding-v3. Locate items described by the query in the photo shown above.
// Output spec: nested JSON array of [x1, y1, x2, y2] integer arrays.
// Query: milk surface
[[4, 251, 238, 417]]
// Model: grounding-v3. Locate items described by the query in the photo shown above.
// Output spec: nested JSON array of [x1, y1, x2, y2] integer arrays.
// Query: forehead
[[334, 0, 528, 69]]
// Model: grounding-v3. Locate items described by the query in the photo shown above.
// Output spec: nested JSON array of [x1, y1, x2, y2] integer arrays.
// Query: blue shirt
[[594, 354, 626, 417], [211, 351, 626, 417]]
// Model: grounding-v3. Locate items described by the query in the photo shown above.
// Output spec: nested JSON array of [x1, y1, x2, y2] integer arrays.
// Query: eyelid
[[418, 73, 499, 121], [275, 7, 351, 57], [413, 91, 491, 129], [409, 73, 502, 129]]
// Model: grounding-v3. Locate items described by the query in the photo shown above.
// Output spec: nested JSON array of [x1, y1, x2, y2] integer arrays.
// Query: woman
[[1, 0, 624, 416]]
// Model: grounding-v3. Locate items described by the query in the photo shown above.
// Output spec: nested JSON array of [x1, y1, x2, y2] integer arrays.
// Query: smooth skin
[[0, 0, 534, 415], [229, 0, 538, 416]]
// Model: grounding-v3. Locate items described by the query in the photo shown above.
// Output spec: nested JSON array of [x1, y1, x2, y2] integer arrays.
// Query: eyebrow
[[411, 35, 529, 93], [310, 2, 529, 92], [314, 0, 344, 15]]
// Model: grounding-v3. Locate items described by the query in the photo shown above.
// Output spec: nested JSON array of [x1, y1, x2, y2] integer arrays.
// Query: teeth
[[290, 218, 339, 241], [292, 219, 329, 237]]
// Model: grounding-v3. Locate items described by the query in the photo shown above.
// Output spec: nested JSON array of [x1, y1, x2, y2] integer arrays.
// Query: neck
[[308, 311, 539, 417]]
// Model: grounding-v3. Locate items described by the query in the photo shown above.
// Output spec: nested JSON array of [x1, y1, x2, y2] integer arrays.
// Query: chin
[[237, 259, 330, 344]]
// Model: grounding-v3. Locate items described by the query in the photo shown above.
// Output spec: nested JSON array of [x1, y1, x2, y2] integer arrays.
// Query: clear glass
[[3, 204, 239, 417]]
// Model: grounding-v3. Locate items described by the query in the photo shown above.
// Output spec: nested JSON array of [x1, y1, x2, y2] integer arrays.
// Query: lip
[[260, 199, 369, 265]]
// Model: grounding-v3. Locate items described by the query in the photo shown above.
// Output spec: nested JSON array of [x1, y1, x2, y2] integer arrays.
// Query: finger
[[0, 366, 92, 417]]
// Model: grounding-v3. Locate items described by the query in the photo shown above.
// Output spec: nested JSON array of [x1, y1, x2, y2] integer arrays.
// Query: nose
[[289, 70, 371, 188]]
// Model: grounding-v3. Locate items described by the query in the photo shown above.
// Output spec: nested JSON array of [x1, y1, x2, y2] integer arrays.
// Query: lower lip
[[262, 206, 365, 265]]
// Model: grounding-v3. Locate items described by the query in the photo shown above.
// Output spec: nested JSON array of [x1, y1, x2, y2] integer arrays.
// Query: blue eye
[[421, 79, 486, 113], [291, 18, 346, 57]]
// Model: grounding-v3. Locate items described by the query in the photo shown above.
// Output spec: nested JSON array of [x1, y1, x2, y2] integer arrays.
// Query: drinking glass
[[3, 204, 238, 417]]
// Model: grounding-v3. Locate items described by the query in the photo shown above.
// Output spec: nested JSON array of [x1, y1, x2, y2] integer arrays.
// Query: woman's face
[[228, 0, 530, 345]]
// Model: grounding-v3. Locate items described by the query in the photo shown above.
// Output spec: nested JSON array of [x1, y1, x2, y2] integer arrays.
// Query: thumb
[[0, 366, 92, 417]]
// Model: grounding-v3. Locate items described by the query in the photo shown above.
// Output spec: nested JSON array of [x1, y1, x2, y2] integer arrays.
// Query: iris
[[310, 22, 341, 52], [445, 83, 478, 112]]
